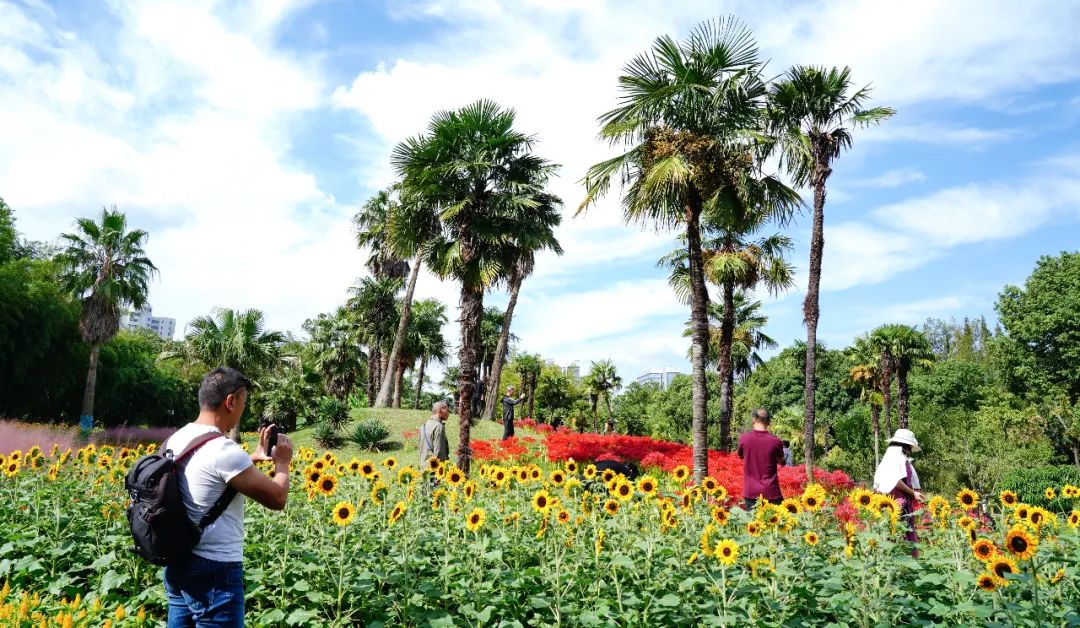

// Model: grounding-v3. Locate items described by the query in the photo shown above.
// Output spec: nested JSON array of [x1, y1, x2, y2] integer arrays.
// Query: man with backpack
[[161, 367, 294, 626]]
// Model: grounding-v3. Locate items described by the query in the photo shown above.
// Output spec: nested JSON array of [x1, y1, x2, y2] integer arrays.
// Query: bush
[[999, 465, 1080, 511], [317, 397, 350, 432], [313, 422, 343, 449], [348, 419, 392, 451]]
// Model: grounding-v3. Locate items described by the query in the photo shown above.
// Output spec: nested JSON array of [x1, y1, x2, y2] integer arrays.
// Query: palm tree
[[767, 65, 895, 478], [482, 189, 563, 420], [584, 359, 621, 432], [393, 100, 555, 473], [57, 207, 157, 429], [362, 186, 441, 408], [479, 306, 509, 384], [514, 353, 543, 420], [169, 307, 285, 440], [346, 276, 402, 405], [407, 298, 449, 409], [871, 324, 933, 429], [844, 334, 884, 466], [662, 209, 796, 451], [303, 308, 366, 401], [581, 17, 768, 482]]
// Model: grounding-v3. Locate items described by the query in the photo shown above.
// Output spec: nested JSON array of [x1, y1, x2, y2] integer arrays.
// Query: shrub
[[999, 465, 1080, 511], [316, 397, 350, 432], [348, 419, 392, 451], [313, 422, 344, 449]]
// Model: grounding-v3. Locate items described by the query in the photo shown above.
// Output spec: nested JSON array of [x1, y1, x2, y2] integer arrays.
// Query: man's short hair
[[751, 407, 771, 424], [198, 367, 253, 410], [432, 400, 449, 413]]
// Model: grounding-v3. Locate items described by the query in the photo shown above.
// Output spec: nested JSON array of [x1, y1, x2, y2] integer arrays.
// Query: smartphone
[[266, 424, 282, 457]]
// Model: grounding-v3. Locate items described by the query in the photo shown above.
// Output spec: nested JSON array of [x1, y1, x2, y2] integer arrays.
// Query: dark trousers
[[502, 419, 514, 440], [743, 497, 783, 510]]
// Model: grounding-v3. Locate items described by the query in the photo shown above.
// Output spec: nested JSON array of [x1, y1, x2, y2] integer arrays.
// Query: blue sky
[[3, 0, 1080, 384]]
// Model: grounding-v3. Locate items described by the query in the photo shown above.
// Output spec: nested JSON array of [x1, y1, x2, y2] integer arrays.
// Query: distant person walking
[[873, 429, 924, 554], [737, 408, 785, 509], [418, 401, 450, 466], [501, 386, 525, 440]]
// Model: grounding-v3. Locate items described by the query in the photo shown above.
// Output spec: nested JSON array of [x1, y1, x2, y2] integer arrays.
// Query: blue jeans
[[164, 554, 245, 627]]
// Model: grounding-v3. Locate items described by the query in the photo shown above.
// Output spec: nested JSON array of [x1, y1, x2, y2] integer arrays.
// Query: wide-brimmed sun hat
[[888, 428, 921, 452]]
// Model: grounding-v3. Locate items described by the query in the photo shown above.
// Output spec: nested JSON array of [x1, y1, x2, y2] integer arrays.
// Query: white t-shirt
[[165, 423, 252, 562]]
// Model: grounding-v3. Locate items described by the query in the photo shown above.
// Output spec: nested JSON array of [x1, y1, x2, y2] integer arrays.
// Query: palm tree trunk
[[527, 372, 536, 419], [457, 277, 483, 474], [591, 395, 599, 432], [686, 199, 711, 482], [803, 170, 827, 480], [483, 267, 524, 420], [604, 393, 614, 433], [80, 343, 101, 429], [414, 358, 427, 410], [392, 356, 405, 409], [717, 282, 736, 451], [881, 356, 893, 436], [897, 362, 910, 429], [375, 254, 422, 407], [871, 402, 881, 467], [366, 351, 378, 407]]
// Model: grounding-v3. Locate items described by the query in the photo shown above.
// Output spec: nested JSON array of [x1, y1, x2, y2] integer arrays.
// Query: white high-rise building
[[121, 305, 176, 341], [635, 367, 684, 389], [564, 361, 581, 380]]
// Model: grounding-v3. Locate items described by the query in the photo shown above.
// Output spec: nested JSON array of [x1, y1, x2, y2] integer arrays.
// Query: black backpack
[[125, 433, 238, 566]]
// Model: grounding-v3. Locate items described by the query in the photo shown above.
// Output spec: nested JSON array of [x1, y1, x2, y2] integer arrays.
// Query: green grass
[[288, 407, 505, 461]]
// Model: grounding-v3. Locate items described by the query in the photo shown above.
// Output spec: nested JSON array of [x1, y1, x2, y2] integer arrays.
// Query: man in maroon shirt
[[737, 407, 785, 509]]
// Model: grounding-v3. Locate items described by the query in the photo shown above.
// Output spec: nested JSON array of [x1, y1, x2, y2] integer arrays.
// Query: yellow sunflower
[[331, 501, 355, 526], [1069, 510, 1079, 529], [1015, 504, 1031, 522], [746, 521, 763, 537], [549, 470, 566, 486], [359, 460, 376, 479], [711, 507, 729, 526], [465, 508, 486, 532], [1045, 487, 1056, 500], [318, 474, 338, 497], [637, 476, 658, 497], [971, 538, 997, 561], [1050, 568, 1065, 585], [463, 480, 477, 501], [382, 456, 397, 470], [493, 469, 508, 485], [976, 573, 997, 592], [671, 465, 690, 483], [956, 488, 978, 510], [446, 467, 465, 487], [714, 539, 739, 566], [1062, 484, 1080, 498], [529, 467, 542, 481], [565, 460, 579, 474], [532, 489, 552, 513], [387, 501, 406, 526], [3, 460, 19, 477], [312, 460, 326, 471], [999, 490, 1018, 508], [1005, 526, 1038, 560], [957, 515, 975, 531], [601, 469, 616, 484], [556, 509, 571, 525], [397, 467, 419, 484], [583, 465, 597, 480], [426, 457, 441, 472], [851, 489, 875, 510], [613, 480, 634, 502], [603, 499, 619, 516], [780, 498, 802, 516], [804, 531, 819, 546], [1027, 507, 1047, 528], [701, 476, 719, 493], [987, 555, 1019, 585]]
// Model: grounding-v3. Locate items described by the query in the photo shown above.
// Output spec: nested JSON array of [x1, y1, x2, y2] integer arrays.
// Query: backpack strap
[[171, 432, 240, 531]]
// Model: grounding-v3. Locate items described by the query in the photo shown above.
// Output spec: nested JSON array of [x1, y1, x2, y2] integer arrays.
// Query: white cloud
[[855, 296, 968, 327], [861, 123, 1015, 146], [851, 168, 926, 188]]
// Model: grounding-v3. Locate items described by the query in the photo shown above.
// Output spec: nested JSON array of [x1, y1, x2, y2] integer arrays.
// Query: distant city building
[[121, 305, 176, 341], [564, 361, 581, 380], [635, 367, 683, 389]]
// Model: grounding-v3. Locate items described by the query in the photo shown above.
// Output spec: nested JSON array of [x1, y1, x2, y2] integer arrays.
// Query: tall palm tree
[[57, 207, 157, 429], [514, 353, 543, 420], [479, 306, 509, 383], [354, 188, 410, 281], [662, 210, 796, 451], [585, 359, 621, 432], [345, 276, 402, 404], [393, 100, 555, 473], [871, 324, 933, 429], [581, 17, 767, 482], [483, 189, 563, 420], [407, 298, 449, 409], [844, 334, 884, 466], [363, 186, 441, 408], [767, 65, 895, 478], [169, 307, 285, 440]]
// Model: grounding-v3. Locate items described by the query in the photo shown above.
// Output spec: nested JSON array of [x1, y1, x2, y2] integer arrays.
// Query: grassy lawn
[[287, 407, 506, 461]]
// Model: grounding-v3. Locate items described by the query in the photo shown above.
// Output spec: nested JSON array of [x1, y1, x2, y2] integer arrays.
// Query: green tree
[[583, 359, 622, 432], [406, 298, 449, 410], [871, 324, 934, 430], [346, 276, 402, 405], [303, 308, 366, 401], [844, 334, 884, 465], [0, 197, 16, 264], [393, 100, 555, 472], [582, 17, 767, 481], [167, 307, 285, 438], [482, 189, 563, 420], [57, 208, 158, 429], [534, 363, 579, 423], [514, 353, 543, 420], [768, 66, 894, 477]]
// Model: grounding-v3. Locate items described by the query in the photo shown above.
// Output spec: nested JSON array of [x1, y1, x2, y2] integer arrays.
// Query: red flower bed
[[471, 436, 532, 461]]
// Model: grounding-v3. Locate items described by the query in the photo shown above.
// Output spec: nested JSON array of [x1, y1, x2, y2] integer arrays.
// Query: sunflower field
[[2, 437, 1080, 627]]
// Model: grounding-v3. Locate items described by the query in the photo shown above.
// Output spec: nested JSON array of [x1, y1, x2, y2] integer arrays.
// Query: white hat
[[888, 428, 921, 452]]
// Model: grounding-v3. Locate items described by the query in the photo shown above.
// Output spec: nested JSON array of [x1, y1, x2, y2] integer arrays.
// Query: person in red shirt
[[736, 407, 785, 509]]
